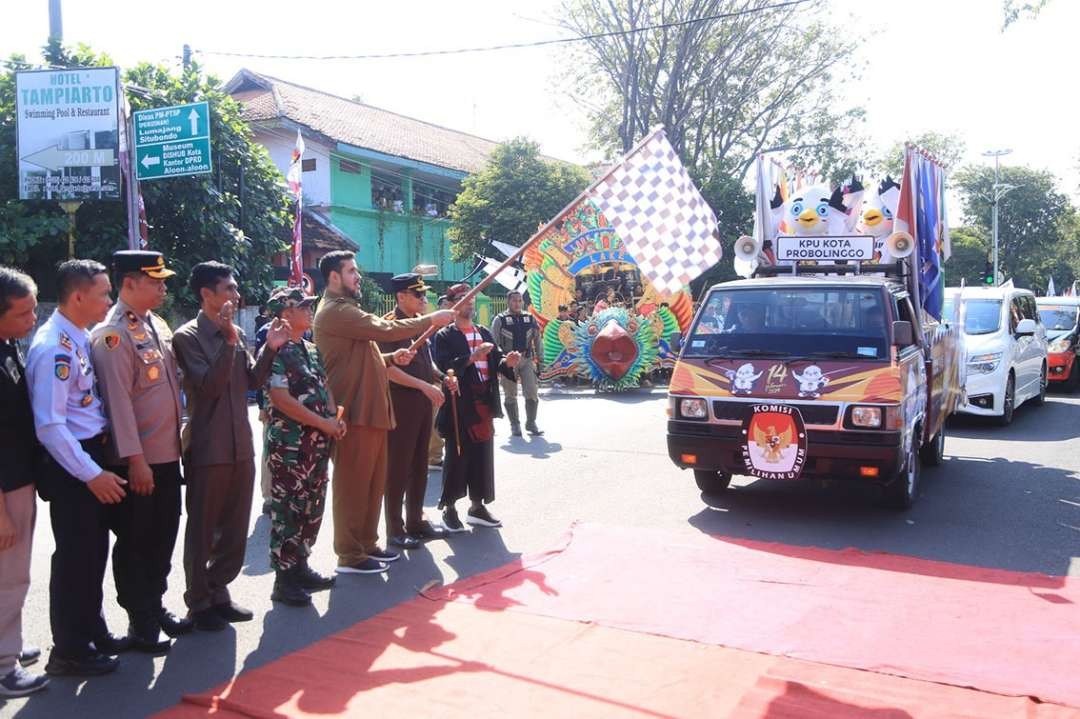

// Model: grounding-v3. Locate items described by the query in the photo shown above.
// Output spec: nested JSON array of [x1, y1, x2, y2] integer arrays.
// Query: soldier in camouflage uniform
[[264, 287, 346, 607]]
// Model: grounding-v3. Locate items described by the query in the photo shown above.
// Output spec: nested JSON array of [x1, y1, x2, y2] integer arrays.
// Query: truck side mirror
[[892, 320, 914, 346], [1015, 318, 1036, 336]]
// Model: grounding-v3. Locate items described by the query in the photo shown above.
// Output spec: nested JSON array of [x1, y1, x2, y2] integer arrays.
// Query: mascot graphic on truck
[[740, 404, 808, 480]]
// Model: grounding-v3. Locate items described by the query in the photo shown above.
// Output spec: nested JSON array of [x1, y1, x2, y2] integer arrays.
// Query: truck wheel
[[882, 439, 920, 510], [996, 375, 1015, 427], [919, 426, 945, 466], [694, 469, 732, 495], [1031, 365, 1048, 406]]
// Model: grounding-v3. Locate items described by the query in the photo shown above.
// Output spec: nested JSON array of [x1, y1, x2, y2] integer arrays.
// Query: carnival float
[[522, 200, 695, 391]]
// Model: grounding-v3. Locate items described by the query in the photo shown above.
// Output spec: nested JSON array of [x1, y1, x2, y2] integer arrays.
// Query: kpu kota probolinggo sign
[[15, 67, 121, 201], [775, 234, 874, 262]]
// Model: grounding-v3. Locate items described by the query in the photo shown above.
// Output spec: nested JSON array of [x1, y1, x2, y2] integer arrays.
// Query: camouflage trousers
[[267, 440, 330, 572]]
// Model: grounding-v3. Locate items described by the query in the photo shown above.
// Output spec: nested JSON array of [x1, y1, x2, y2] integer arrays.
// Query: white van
[[943, 286, 1048, 425]]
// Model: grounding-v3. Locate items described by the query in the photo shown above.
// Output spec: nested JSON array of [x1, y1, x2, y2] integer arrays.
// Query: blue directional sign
[[133, 101, 212, 180]]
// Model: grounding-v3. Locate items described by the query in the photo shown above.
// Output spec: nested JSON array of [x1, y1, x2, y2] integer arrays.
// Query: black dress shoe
[[127, 618, 171, 656], [409, 521, 448, 541], [389, 534, 422, 550], [214, 601, 254, 623], [45, 651, 119, 677], [18, 646, 41, 666], [158, 608, 194, 637], [92, 632, 132, 655], [191, 608, 228, 632]]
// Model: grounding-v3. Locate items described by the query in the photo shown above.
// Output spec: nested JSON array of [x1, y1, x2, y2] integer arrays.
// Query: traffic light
[[983, 261, 994, 285]]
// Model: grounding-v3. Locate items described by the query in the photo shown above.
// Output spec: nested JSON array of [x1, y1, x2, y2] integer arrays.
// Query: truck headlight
[[851, 406, 882, 428], [679, 398, 708, 419], [967, 352, 1002, 374], [1049, 337, 1072, 354]]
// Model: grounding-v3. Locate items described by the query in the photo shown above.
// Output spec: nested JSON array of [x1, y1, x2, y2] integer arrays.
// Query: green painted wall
[[328, 154, 471, 280]]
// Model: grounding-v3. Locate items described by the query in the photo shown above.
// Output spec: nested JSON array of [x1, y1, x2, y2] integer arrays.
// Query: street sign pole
[[60, 200, 80, 258], [133, 101, 212, 181]]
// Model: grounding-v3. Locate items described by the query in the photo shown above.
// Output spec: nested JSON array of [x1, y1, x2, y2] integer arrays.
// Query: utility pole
[[48, 0, 62, 43], [982, 148, 1014, 287], [182, 44, 192, 71]]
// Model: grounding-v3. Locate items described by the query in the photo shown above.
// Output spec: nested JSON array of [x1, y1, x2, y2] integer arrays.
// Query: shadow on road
[[760, 681, 913, 719], [948, 396, 1080, 442], [498, 435, 563, 457], [687, 450, 1079, 581], [541, 388, 666, 404], [170, 530, 533, 718]]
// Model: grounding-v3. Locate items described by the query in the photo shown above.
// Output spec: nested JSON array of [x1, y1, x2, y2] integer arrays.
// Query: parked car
[[943, 286, 1048, 425], [1036, 296, 1080, 391]]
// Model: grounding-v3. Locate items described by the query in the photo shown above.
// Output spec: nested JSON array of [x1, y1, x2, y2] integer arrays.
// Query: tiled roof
[[226, 69, 503, 175]]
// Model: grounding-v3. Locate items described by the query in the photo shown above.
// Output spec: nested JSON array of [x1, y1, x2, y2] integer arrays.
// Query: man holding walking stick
[[433, 284, 521, 532]]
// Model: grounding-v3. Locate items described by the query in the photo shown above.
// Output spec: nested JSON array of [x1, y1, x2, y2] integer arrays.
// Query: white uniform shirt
[[27, 309, 107, 482]]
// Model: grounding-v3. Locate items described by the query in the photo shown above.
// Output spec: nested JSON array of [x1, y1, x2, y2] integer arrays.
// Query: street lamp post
[[982, 149, 1013, 287]]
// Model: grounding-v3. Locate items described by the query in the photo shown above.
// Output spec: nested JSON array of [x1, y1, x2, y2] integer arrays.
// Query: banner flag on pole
[[490, 239, 521, 259], [1047, 277, 1056, 297], [896, 146, 949, 321], [407, 126, 718, 352], [481, 256, 528, 293], [119, 93, 148, 250], [915, 154, 944, 320], [590, 128, 721, 296], [286, 129, 305, 287], [894, 150, 919, 311]]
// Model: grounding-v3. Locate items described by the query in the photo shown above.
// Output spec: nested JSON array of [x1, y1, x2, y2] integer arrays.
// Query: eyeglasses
[[409, 290, 428, 299]]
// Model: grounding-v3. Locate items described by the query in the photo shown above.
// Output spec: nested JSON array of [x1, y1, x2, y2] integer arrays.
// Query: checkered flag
[[592, 129, 722, 296]]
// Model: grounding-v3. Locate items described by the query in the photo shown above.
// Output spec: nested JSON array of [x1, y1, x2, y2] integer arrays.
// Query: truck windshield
[[945, 298, 1001, 335], [1038, 305, 1079, 331], [685, 287, 889, 359]]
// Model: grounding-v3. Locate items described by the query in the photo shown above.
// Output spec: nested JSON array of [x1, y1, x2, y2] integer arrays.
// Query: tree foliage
[[447, 137, 592, 260], [560, 0, 866, 184], [0, 42, 290, 315], [942, 226, 990, 287], [876, 132, 967, 178], [952, 164, 1077, 289], [1002, 0, 1052, 30]]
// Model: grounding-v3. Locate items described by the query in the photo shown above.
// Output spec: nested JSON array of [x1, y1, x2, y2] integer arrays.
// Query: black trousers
[[38, 435, 110, 659], [109, 461, 182, 619], [386, 389, 433, 537]]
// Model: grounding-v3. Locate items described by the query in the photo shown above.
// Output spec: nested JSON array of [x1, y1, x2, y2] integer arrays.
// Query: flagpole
[[407, 125, 669, 352]]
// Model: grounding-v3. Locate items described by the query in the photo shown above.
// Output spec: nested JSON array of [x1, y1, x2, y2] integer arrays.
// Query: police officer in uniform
[[28, 260, 130, 677], [490, 289, 543, 436], [90, 251, 191, 654], [380, 274, 451, 549]]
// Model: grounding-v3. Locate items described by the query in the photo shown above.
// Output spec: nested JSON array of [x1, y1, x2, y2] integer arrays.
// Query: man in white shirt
[[27, 260, 130, 677]]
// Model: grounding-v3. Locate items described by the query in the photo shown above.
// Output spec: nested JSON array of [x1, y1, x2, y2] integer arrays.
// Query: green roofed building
[[226, 69, 507, 292]]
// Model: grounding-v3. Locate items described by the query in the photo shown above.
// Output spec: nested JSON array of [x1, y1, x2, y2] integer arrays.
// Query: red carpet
[[431, 523, 1080, 708], [159, 523, 1080, 718]]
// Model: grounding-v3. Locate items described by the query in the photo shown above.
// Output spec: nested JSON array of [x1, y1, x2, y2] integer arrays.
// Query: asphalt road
[[3, 387, 1078, 718]]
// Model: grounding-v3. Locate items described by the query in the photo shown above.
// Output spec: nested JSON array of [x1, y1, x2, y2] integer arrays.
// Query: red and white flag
[[287, 129, 305, 286], [591, 128, 721, 296]]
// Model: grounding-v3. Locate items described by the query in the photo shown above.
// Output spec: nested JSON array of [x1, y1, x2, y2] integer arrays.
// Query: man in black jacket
[[433, 285, 521, 531], [0, 267, 49, 697]]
